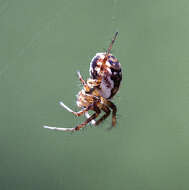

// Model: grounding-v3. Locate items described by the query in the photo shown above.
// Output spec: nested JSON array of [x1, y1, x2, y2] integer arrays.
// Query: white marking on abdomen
[[99, 76, 114, 99]]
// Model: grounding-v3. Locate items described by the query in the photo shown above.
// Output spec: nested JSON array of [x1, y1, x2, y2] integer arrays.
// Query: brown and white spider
[[43, 32, 122, 132]]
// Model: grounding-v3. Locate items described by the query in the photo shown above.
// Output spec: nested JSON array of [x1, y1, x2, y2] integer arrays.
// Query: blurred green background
[[1, 0, 189, 189]]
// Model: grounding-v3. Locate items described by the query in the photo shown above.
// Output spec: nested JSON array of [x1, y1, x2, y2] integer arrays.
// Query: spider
[[43, 32, 122, 132]]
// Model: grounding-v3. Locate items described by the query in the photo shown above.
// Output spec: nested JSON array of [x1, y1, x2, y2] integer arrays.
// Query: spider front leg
[[77, 71, 91, 92], [77, 71, 86, 86], [59, 101, 92, 117], [44, 104, 100, 132]]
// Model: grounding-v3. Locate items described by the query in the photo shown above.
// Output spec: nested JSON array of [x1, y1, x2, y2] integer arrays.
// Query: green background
[[1, 0, 189, 189]]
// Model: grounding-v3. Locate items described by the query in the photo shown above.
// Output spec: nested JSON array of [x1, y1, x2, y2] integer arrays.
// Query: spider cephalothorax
[[44, 32, 122, 132]]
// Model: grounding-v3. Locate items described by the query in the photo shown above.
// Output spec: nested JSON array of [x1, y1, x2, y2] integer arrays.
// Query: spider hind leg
[[107, 100, 117, 126], [95, 105, 111, 126], [85, 111, 96, 125], [75, 105, 101, 131]]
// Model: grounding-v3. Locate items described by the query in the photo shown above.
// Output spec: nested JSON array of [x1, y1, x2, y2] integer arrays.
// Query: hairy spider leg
[[59, 101, 92, 117], [77, 71, 86, 86], [106, 100, 117, 126], [98, 32, 119, 76], [75, 105, 101, 131], [77, 71, 91, 92], [106, 31, 118, 55], [85, 112, 96, 125], [95, 104, 111, 126], [44, 103, 101, 132], [43, 125, 75, 132]]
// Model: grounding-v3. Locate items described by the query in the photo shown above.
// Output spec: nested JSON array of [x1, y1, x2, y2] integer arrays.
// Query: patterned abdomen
[[89, 53, 122, 99]]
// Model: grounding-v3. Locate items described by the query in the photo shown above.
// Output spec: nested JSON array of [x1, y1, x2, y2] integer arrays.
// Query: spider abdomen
[[89, 52, 122, 99]]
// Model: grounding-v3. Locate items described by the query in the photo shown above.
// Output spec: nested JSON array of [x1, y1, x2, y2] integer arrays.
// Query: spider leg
[[43, 106, 100, 132], [59, 101, 92, 117], [95, 105, 111, 126], [75, 105, 101, 131], [77, 71, 86, 86], [77, 71, 91, 92], [106, 100, 117, 127], [43, 125, 75, 132], [44, 103, 100, 132], [85, 111, 96, 125]]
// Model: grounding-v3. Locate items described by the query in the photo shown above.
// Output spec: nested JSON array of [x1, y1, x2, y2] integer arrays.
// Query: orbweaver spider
[[44, 32, 122, 132]]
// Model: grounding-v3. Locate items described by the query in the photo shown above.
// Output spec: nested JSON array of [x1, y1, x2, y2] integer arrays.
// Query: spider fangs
[[43, 32, 122, 132]]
